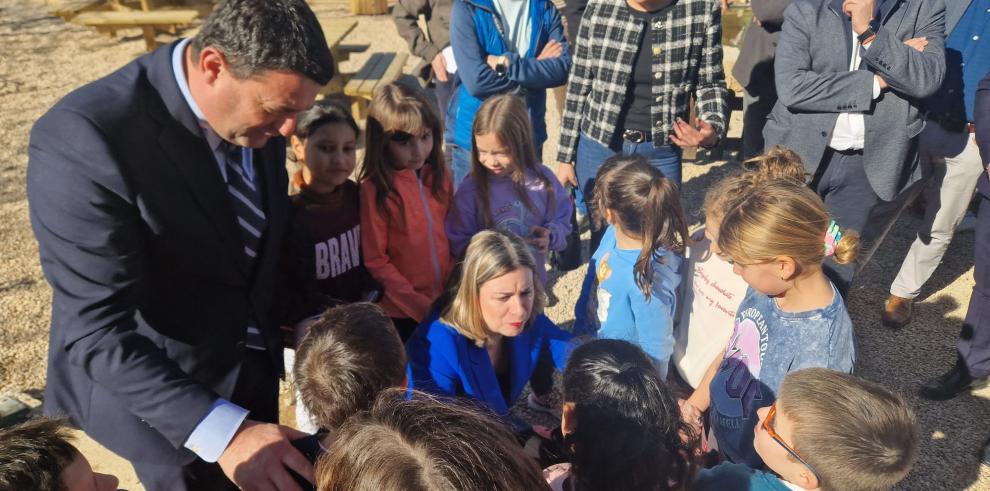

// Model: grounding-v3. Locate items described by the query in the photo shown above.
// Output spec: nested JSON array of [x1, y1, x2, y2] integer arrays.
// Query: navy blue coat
[[27, 41, 291, 466], [406, 313, 572, 416]]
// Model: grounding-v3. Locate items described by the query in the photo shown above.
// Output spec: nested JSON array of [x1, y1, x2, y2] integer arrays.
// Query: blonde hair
[[779, 368, 918, 491], [718, 180, 860, 269], [471, 95, 556, 228], [439, 230, 545, 347], [358, 81, 449, 213], [704, 145, 807, 224]]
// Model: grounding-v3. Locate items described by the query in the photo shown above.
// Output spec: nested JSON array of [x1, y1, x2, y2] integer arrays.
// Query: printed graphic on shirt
[[315, 224, 361, 279], [594, 252, 613, 325], [712, 306, 769, 425]]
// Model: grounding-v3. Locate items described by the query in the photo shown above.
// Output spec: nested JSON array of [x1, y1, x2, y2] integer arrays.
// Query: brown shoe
[[881, 294, 913, 329]]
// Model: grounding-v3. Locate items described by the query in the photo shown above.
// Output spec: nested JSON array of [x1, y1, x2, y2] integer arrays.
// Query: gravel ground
[[2, 0, 988, 489]]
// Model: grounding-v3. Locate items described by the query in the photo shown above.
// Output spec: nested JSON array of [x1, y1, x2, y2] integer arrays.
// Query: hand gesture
[[431, 52, 449, 83], [842, 0, 875, 35], [669, 117, 717, 149], [554, 162, 578, 188], [528, 226, 551, 254], [903, 37, 927, 52], [218, 420, 314, 491], [537, 40, 563, 61]]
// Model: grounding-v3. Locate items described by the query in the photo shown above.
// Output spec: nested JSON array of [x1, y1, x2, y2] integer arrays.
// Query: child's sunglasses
[[762, 402, 823, 484]]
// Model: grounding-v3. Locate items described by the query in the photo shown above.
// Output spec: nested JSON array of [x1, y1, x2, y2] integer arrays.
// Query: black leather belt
[[622, 129, 651, 143]]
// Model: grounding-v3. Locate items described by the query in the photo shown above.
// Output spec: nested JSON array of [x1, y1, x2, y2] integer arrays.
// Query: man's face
[[62, 452, 119, 491], [211, 69, 322, 148]]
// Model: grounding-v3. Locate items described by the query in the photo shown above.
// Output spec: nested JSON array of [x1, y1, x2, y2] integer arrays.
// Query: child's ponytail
[[828, 223, 860, 265], [593, 155, 689, 299]]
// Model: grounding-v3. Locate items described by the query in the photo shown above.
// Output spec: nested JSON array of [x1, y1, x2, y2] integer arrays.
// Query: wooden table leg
[[141, 25, 158, 51]]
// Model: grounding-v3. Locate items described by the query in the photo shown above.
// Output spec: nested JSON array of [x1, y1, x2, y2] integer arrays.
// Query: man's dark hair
[[192, 0, 334, 85], [0, 417, 77, 491], [294, 303, 407, 430]]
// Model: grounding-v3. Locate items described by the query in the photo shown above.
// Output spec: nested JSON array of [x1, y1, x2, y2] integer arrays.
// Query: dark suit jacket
[[27, 41, 291, 465]]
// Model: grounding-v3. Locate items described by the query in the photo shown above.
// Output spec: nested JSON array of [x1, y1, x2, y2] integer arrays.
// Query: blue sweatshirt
[[445, 165, 572, 285], [574, 226, 682, 377]]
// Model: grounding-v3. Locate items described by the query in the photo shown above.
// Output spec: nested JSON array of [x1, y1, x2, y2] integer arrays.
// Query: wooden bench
[[334, 43, 369, 64], [71, 10, 200, 51], [344, 52, 408, 119], [51, 0, 108, 21]]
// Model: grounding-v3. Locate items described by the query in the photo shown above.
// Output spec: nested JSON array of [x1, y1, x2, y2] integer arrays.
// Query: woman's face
[[293, 122, 358, 193], [386, 129, 434, 171], [478, 267, 535, 338]]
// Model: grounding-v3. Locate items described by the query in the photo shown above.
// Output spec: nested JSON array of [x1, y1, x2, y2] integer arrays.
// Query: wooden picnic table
[[319, 18, 358, 94]]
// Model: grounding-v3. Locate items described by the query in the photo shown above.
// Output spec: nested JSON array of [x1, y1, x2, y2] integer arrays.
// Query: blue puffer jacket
[[448, 0, 570, 150]]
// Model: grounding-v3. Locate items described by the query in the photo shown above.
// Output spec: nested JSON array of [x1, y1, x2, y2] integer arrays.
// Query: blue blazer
[[406, 313, 573, 415]]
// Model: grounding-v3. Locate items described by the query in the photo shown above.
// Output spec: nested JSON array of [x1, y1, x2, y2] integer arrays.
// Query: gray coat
[[764, 0, 946, 200], [731, 0, 792, 92]]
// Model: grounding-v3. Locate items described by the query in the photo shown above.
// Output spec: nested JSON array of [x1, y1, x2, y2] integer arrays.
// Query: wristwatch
[[494, 55, 509, 77], [857, 20, 878, 44]]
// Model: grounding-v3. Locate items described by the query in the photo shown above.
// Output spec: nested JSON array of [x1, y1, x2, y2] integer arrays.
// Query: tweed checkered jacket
[[556, 0, 730, 163]]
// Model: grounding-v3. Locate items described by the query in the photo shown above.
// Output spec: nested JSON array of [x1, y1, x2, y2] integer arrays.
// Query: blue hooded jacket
[[448, 0, 571, 150]]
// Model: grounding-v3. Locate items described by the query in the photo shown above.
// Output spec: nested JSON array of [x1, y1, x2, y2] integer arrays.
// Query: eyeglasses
[[762, 402, 822, 483]]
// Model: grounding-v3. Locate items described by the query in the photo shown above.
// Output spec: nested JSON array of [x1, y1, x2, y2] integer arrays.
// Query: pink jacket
[[360, 168, 453, 321]]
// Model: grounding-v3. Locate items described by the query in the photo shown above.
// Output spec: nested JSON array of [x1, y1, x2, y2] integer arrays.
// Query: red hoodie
[[360, 168, 453, 321]]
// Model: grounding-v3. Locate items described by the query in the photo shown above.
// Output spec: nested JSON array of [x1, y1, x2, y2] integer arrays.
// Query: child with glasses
[[681, 180, 859, 467], [694, 368, 918, 491]]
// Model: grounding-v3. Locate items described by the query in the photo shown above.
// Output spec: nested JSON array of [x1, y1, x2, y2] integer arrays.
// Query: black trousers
[[811, 148, 921, 297], [133, 349, 279, 491], [959, 174, 990, 378]]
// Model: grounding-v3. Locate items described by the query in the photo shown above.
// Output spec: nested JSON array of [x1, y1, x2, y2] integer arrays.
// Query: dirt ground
[[1, 0, 989, 489]]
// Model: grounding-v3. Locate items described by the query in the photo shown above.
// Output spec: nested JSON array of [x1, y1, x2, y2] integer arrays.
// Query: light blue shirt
[[171, 38, 250, 463]]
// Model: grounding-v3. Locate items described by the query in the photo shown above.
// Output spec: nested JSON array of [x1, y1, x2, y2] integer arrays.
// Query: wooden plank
[[72, 9, 199, 27], [344, 52, 387, 97], [356, 53, 393, 98], [377, 52, 407, 93], [320, 19, 357, 50], [51, 0, 108, 21]]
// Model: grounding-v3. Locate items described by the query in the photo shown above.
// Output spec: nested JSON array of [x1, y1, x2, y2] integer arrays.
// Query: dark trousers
[[811, 148, 920, 296], [133, 349, 279, 491], [959, 174, 990, 378], [742, 87, 777, 160]]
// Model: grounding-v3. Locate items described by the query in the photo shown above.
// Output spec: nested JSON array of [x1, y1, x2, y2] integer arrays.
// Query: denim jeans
[[573, 133, 682, 246]]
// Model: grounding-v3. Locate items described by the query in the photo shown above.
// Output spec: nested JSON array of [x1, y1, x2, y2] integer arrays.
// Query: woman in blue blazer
[[406, 230, 573, 419]]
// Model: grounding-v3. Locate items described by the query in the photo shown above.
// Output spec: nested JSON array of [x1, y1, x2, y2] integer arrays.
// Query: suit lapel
[[145, 41, 249, 279], [466, 342, 510, 414], [827, 0, 854, 63]]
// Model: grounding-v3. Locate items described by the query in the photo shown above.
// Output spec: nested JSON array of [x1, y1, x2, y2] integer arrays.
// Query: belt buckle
[[623, 129, 646, 143]]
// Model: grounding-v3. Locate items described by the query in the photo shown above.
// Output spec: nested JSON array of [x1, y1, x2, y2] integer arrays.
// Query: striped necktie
[[223, 143, 267, 350], [223, 143, 267, 263]]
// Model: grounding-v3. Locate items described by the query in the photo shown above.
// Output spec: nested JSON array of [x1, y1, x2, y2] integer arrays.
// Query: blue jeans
[[573, 133, 683, 216], [449, 143, 543, 190]]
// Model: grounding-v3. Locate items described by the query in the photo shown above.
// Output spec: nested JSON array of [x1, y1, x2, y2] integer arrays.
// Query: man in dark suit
[[26, 1, 333, 490]]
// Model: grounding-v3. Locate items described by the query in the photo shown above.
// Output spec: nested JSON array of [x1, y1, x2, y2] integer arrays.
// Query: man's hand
[[485, 55, 503, 70], [218, 420, 313, 491], [431, 52, 449, 83], [842, 0, 875, 35], [537, 40, 564, 60], [555, 162, 578, 188], [669, 117, 717, 149], [875, 74, 888, 89], [903, 37, 928, 52]]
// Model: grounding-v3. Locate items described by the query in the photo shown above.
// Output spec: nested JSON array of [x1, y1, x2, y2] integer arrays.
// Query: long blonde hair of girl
[[592, 155, 689, 299], [440, 230, 546, 347], [471, 95, 555, 228], [703, 145, 807, 223], [718, 180, 860, 271], [358, 81, 449, 213]]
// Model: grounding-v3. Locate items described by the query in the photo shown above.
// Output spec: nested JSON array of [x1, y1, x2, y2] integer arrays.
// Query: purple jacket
[[445, 165, 572, 284]]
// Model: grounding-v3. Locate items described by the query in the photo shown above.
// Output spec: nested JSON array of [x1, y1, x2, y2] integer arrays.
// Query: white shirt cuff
[[872, 76, 882, 99], [184, 399, 249, 462]]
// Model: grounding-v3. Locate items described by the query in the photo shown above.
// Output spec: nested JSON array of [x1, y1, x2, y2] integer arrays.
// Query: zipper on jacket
[[416, 174, 443, 294]]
